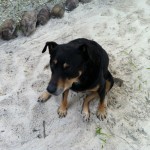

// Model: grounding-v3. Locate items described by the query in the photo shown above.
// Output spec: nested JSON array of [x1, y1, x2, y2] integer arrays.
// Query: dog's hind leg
[[96, 72, 114, 120], [38, 91, 51, 102], [96, 83, 108, 121], [82, 92, 99, 121], [57, 89, 69, 118]]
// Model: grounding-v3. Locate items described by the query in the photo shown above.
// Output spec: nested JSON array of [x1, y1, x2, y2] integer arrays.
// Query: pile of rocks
[[0, 0, 92, 41]]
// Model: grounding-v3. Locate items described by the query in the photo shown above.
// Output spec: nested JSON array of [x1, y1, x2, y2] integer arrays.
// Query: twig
[[25, 56, 30, 63], [43, 120, 46, 138]]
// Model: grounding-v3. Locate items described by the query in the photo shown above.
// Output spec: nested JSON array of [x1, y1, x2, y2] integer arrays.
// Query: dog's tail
[[114, 77, 123, 87]]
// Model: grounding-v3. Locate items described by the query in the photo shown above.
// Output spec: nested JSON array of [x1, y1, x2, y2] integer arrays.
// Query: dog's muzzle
[[47, 83, 64, 96]]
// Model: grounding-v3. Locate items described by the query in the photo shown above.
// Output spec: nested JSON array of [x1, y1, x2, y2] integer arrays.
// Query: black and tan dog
[[38, 38, 114, 121]]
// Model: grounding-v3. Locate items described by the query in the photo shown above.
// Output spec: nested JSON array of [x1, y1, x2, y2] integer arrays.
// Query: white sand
[[0, 0, 150, 149]]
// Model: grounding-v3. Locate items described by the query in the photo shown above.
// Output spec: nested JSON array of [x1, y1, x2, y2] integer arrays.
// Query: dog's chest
[[71, 81, 100, 92]]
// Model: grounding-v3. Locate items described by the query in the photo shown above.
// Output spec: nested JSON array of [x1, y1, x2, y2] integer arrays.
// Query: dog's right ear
[[42, 42, 58, 54]]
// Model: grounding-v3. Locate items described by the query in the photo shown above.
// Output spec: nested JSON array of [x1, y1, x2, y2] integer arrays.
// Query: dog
[[38, 38, 114, 121]]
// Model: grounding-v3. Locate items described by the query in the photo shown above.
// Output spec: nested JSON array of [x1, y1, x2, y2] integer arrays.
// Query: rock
[[65, 0, 79, 11], [0, 19, 18, 40], [51, 4, 65, 18], [20, 11, 37, 36], [37, 6, 51, 26], [79, 0, 92, 3]]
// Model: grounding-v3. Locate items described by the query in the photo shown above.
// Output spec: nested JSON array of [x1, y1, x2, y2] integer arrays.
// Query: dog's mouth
[[47, 71, 82, 96]]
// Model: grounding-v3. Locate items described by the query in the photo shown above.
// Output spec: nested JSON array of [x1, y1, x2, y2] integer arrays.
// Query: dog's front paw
[[82, 110, 90, 122], [57, 107, 67, 118], [96, 104, 107, 121], [38, 91, 51, 103]]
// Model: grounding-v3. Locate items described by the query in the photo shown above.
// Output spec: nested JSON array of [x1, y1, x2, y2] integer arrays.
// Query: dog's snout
[[47, 83, 57, 94]]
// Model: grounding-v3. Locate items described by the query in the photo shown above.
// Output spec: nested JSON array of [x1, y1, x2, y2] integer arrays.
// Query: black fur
[[42, 38, 114, 98]]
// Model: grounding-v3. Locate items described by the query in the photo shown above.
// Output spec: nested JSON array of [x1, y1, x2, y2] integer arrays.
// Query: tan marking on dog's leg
[[38, 91, 51, 102], [57, 89, 69, 118], [82, 92, 99, 121], [96, 101, 107, 121], [106, 80, 111, 93]]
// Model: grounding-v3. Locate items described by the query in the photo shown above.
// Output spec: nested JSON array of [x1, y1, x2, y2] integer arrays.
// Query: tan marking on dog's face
[[57, 71, 82, 91], [63, 63, 70, 69], [53, 59, 57, 64], [58, 77, 78, 91]]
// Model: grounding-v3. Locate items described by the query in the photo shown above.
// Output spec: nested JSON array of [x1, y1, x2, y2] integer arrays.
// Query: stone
[[51, 4, 65, 18], [37, 6, 51, 26], [65, 0, 79, 11], [20, 10, 37, 36], [0, 19, 18, 40]]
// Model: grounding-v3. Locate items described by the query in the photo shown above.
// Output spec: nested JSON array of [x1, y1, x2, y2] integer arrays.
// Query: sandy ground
[[0, 0, 150, 150]]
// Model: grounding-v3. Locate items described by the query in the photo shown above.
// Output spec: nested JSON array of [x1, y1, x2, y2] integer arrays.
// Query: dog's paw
[[82, 110, 90, 122], [96, 105, 107, 121], [57, 107, 67, 118], [38, 91, 51, 103]]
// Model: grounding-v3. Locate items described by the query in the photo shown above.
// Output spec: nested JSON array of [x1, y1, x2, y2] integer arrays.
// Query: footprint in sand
[[31, 74, 49, 93]]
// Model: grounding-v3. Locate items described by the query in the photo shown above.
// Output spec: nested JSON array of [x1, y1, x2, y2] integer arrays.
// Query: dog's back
[[69, 38, 110, 91]]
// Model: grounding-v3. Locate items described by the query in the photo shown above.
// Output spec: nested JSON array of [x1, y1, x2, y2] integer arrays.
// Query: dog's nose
[[47, 83, 57, 94]]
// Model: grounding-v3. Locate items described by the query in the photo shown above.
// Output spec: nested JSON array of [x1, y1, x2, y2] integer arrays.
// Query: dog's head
[[42, 41, 86, 95]]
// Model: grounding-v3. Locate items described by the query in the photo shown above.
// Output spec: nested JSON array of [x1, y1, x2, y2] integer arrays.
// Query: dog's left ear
[[42, 41, 58, 54], [79, 43, 101, 65]]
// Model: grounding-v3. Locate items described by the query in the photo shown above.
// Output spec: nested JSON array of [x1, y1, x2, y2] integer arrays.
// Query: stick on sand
[[43, 121, 46, 138]]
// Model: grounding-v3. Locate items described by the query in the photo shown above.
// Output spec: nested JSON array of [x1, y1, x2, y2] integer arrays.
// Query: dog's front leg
[[38, 91, 51, 102], [57, 89, 69, 118], [82, 92, 99, 121]]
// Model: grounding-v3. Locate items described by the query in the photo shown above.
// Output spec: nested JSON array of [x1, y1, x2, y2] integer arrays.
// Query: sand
[[0, 0, 150, 149]]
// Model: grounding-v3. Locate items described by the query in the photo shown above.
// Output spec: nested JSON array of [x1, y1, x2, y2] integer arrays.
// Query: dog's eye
[[53, 59, 57, 64], [50, 59, 57, 68]]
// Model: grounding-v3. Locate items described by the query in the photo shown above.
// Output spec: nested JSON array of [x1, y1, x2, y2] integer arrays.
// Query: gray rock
[[20, 11, 37, 36], [0, 19, 18, 40], [65, 0, 79, 11], [37, 6, 51, 26], [51, 4, 65, 18], [79, 0, 92, 3]]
